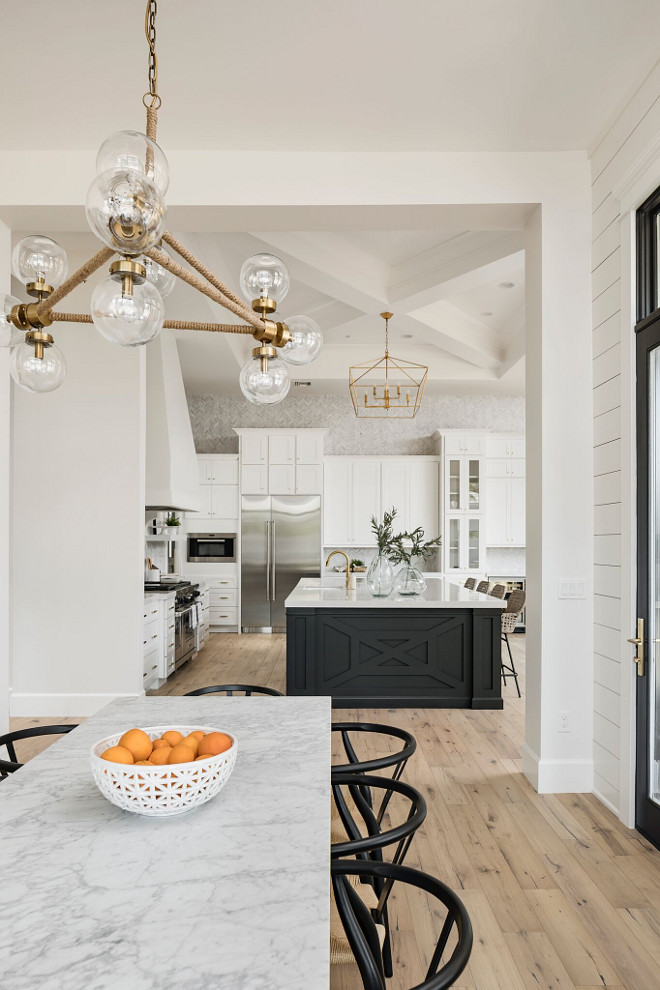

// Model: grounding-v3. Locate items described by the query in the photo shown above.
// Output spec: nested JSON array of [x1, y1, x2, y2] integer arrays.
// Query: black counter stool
[[332, 860, 473, 990], [332, 722, 417, 826], [331, 772, 427, 978], [501, 589, 526, 697], [0, 724, 78, 772], [184, 684, 283, 697]]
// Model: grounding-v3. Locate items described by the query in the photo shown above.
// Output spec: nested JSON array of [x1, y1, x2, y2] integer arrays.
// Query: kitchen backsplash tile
[[188, 393, 525, 455]]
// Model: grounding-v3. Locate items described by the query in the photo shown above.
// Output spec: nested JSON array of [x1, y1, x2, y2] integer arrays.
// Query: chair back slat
[[0, 724, 78, 768], [464, 578, 476, 590], [504, 589, 526, 616], [476, 580, 490, 594], [490, 584, 506, 599], [184, 684, 283, 697]]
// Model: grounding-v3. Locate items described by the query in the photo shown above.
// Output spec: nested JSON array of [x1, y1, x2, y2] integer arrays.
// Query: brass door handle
[[629, 618, 645, 677]]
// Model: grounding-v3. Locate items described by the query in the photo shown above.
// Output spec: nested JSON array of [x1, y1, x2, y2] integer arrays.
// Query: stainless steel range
[[145, 581, 200, 669]]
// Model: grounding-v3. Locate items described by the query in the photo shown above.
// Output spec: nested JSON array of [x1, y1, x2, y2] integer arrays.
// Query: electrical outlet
[[558, 711, 570, 733]]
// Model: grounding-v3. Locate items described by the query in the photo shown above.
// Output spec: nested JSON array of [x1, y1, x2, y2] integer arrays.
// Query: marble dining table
[[0, 695, 331, 990]]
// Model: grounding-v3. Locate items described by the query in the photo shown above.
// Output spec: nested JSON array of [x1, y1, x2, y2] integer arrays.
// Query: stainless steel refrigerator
[[241, 495, 321, 632]]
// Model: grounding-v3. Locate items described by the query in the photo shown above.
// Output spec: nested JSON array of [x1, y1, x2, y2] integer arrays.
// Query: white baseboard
[[9, 693, 141, 718], [592, 785, 620, 818], [522, 742, 593, 793]]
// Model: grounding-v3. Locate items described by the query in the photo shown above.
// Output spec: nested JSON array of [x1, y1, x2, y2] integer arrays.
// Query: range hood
[[145, 331, 200, 512]]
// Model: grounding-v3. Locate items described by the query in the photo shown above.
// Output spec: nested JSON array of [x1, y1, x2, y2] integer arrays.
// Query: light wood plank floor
[[10, 632, 660, 989]]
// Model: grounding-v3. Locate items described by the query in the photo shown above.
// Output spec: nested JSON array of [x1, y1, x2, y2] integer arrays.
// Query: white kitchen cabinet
[[352, 461, 381, 544], [211, 485, 239, 518], [486, 449, 525, 547], [192, 456, 239, 522], [381, 459, 439, 537], [198, 459, 214, 485], [296, 463, 323, 495], [323, 458, 379, 545], [268, 463, 296, 495], [444, 515, 485, 573], [198, 456, 239, 485], [443, 434, 486, 456], [242, 433, 268, 465], [444, 456, 483, 513], [488, 458, 525, 479], [297, 433, 324, 465], [487, 435, 525, 459], [485, 477, 508, 546], [268, 434, 296, 465], [241, 463, 268, 495]]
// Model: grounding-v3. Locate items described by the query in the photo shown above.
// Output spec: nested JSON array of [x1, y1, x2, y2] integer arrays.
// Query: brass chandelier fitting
[[349, 312, 428, 418], [0, 0, 323, 402]]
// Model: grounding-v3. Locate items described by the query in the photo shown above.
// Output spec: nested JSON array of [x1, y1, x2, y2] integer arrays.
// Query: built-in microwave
[[187, 533, 236, 563]]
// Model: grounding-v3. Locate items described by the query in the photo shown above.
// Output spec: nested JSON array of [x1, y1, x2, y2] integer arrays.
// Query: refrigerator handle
[[271, 520, 276, 601], [265, 520, 271, 602]]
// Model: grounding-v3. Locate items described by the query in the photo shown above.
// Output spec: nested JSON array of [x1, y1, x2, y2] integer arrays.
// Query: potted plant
[[389, 527, 442, 595], [164, 513, 181, 536], [350, 558, 367, 573], [366, 507, 398, 597]]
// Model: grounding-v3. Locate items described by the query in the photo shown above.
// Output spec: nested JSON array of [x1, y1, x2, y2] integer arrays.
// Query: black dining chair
[[332, 722, 417, 826], [331, 772, 427, 978], [0, 724, 79, 769], [0, 757, 20, 781], [332, 860, 473, 990], [184, 683, 283, 697]]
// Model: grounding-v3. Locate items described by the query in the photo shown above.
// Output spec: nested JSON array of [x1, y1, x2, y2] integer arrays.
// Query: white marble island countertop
[[285, 576, 507, 609], [0, 696, 330, 990]]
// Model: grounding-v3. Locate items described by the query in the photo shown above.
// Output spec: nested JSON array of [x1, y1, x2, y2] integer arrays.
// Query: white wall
[[10, 301, 146, 716], [588, 60, 660, 822], [0, 221, 11, 733]]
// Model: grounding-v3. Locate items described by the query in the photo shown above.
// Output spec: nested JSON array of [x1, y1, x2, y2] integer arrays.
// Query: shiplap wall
[[590, 61, 660, 818]]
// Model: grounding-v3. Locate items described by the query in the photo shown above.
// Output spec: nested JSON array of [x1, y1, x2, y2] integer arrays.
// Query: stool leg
[[501, 633, 521, 698]]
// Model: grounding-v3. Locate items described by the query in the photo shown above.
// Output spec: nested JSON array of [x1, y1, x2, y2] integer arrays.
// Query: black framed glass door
[[635, 188, 660, 847]]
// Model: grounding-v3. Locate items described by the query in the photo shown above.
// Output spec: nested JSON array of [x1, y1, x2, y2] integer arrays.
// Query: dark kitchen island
[[285, 577, 506, 709]]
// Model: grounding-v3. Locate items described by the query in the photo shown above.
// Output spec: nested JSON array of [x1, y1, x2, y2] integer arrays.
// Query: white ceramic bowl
[[90, 725, 238, 817]]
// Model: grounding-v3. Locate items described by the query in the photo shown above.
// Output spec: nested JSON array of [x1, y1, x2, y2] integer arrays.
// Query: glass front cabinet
[[444, 515, 485, 573], [444, 457, 482, 513]]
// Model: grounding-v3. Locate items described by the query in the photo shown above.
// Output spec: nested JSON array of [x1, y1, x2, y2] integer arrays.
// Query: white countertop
[[0, 696, 330, 990], [285, 576, 507, 609]]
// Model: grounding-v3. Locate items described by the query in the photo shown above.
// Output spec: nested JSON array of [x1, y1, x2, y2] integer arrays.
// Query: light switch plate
[[558, 579, 586, 599]]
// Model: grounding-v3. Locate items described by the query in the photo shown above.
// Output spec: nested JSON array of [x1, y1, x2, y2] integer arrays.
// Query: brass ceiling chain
[[143, 0, 161, 110]]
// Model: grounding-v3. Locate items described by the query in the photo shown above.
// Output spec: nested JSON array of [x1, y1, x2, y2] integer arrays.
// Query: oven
[[174, 584, 200, 669], [187, 533, 236, 563]]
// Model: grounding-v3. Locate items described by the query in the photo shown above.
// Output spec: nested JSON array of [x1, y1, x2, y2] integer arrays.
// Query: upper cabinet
[[381, 459, 440, 538], [189, 455, 240, 524], [442, 434, 486, 456], [485, 433, 525, 546], [236, 430, 326, 495], [444, 456, 482, 513], [198, 457, 238, 485]]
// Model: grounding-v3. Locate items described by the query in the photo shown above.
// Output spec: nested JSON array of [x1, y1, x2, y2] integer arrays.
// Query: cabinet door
[[465, 458, 482, 512], [241, 464, 267, 494], [351, 461, 381, 544], [486, 477, 508, 546], [381, 460, 409, 529], [296, 434, 323, 465], [211, 485, 238, 518], [508, 477, 526, 545], [465, 516, 483, 570], [194, 486, 213, 518], [268, 464, 295, 495], [296, 463, 322, 494], [445, 458, 463, 511], [269, 435, 296, 465], [242, 434, 268, 464], [507, 438, 525, 458], [408, 461, 439, 537], [443, 436, 464, 455], [198, 458, 213, 484], [323, 460, 351, 545], [486, 458, 509, 478], [212, 458, 238, 485], [508, 459, 526, 478], [462, 436, 485, 455], [445, 517, 462, 571]]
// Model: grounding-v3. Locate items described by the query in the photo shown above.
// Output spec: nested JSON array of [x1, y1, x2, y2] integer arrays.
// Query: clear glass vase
[[394, 564, 427, 596], [366, 553, 394, 597]]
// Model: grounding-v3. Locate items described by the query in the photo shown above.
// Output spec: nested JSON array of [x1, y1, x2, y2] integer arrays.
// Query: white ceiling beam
[[390, 232, 525, 310], [497, 328, 525, 378]]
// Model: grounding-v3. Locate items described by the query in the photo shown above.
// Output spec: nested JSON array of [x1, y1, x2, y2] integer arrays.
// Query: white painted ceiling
[[2, 1, 660, 153]]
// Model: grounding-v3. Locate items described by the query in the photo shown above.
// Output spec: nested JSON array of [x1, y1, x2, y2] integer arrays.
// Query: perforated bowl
[[90, 725, 237, 817]]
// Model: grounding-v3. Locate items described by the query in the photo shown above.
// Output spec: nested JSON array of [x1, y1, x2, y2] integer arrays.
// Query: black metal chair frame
[[0, 757, 20, 780], [331, 860, 473, 990], [331, 772, 427, 979], [501, 631, 522, 697], [0, 724, 78, 769], [184, 683, 283, 697], [332, 721, 417, 827]]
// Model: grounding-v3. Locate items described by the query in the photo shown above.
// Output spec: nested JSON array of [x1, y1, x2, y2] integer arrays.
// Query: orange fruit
[[180, 734, 200, 756], [195, 754, 213, 762], [190, 730, 205, 741], [150, 747, 171, 766], [162, 730, 183, 747], [167, 744, 196, 765], [101, 745, 134, 764], [197, 732, 233, 757], [151, 739, 169, 750], [118, 728, 153, 762], [134, 760, 154, 765]]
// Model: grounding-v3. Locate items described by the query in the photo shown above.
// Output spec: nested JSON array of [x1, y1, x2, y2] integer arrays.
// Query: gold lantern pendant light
[[349, 312, 428, 418]]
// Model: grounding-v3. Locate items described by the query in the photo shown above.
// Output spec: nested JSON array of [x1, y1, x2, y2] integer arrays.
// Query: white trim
[[522, 743, 593, 793], [9, 693, 141, 718], [593, 785, 620, 818], [612, 131, 660, 208]]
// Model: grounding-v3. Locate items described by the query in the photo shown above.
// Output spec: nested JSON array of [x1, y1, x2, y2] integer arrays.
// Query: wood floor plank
[[503, 930, 577, 989]]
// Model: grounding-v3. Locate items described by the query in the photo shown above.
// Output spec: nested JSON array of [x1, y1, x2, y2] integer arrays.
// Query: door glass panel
[[449, 519, 460, 569], [449, 460, 461, 510], [649, 346, 660, 806], [468, 460, 480, 510], [468, 518, 480, 570]]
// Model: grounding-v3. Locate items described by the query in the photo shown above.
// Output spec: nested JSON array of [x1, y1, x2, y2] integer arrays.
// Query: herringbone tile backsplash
[[188, 393, 525, 455]]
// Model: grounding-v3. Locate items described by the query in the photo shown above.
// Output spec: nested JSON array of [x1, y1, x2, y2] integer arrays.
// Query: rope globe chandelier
[[349, 312, 428, 418], [0, 1, 322, 403]]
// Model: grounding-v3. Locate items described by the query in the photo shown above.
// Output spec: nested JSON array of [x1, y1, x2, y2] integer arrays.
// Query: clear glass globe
[[12, 235, 69, 288], [239, 253, 290, 304], [141, 248, 176, 297], [85, 168, 166, 254], [239, 350, 290, 405], [96, 130, 169, 195], [280, 315, 323, 366], [10, 341, 66, 393], [0, 293, 22, 348], [91, 275, 164, 346]]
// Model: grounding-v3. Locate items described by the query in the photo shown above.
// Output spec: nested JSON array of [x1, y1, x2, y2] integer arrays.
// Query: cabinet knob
[[151, 665, 158, 671], [151, 634, 158, 639]]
